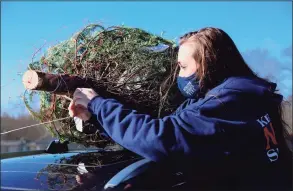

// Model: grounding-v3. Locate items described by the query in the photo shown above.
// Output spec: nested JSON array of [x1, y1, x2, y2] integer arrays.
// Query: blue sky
[[1, 1, 292, 116]]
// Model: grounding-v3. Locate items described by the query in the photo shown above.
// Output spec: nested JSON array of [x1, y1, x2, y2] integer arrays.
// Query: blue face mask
[[177, 73, 200, 98]]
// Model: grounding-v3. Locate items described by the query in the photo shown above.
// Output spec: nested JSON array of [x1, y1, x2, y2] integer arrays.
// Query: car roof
[[1, 149, 140, 191]]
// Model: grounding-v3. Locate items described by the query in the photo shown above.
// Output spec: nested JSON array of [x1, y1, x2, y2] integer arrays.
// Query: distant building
[[1, 136, 54, 153], [1, 139, 27, 153]]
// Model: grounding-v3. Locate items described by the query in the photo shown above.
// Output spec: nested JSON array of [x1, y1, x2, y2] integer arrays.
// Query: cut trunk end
[[22, 70, 104, 95], [22, 70, 39, 90]]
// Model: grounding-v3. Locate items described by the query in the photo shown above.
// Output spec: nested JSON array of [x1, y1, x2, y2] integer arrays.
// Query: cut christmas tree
[[22, 24, 185, 148]]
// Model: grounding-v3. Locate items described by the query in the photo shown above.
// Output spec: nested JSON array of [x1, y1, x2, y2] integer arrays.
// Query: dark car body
[[2, 147, 291, 191], [1, 145, 190, 191], [1, 148, 143, 191]]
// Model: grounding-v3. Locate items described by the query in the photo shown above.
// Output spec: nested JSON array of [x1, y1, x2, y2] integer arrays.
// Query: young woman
[[69, 27, 292, 190]]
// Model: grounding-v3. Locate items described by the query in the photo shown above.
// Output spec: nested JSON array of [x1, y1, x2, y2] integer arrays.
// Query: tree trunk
[[22, 70, 109, 96]]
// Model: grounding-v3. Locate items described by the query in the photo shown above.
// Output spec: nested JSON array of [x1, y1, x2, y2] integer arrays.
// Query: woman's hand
[[68, 88, 98, 121], [73, 88, 98, 108], [68, 100, 92, 121]]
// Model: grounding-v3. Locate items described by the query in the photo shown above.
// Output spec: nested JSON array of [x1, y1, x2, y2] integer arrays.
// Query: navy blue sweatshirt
[[87, 76, 291, 188], [88, 76, 284, 161]]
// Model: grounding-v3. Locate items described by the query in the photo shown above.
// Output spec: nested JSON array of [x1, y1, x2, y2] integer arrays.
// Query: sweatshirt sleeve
[[88, 96, 219, 162]]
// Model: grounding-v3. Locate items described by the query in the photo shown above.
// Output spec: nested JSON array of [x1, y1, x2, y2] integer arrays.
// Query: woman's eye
[[180, 65, 187, 69], [178, 62, 186, 69]]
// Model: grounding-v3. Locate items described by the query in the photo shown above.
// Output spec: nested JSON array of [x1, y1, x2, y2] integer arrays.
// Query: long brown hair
[[179, 27, 292, 156]]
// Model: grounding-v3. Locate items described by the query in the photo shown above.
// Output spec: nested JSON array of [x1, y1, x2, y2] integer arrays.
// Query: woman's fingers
[[73, 88, 84, 99], [74, 97, 87, 108], [69, 98, 90, 120], [74, 88, 89, 97], [68, 100, 76, 117], [68, 99, 85, 116], [71, 88, 97, 121], [73, 88, 98, 100], [68, 100, 75, 109]]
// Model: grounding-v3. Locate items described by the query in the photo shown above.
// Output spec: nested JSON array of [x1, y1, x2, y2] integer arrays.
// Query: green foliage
[[24, 23, 183, 148]]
